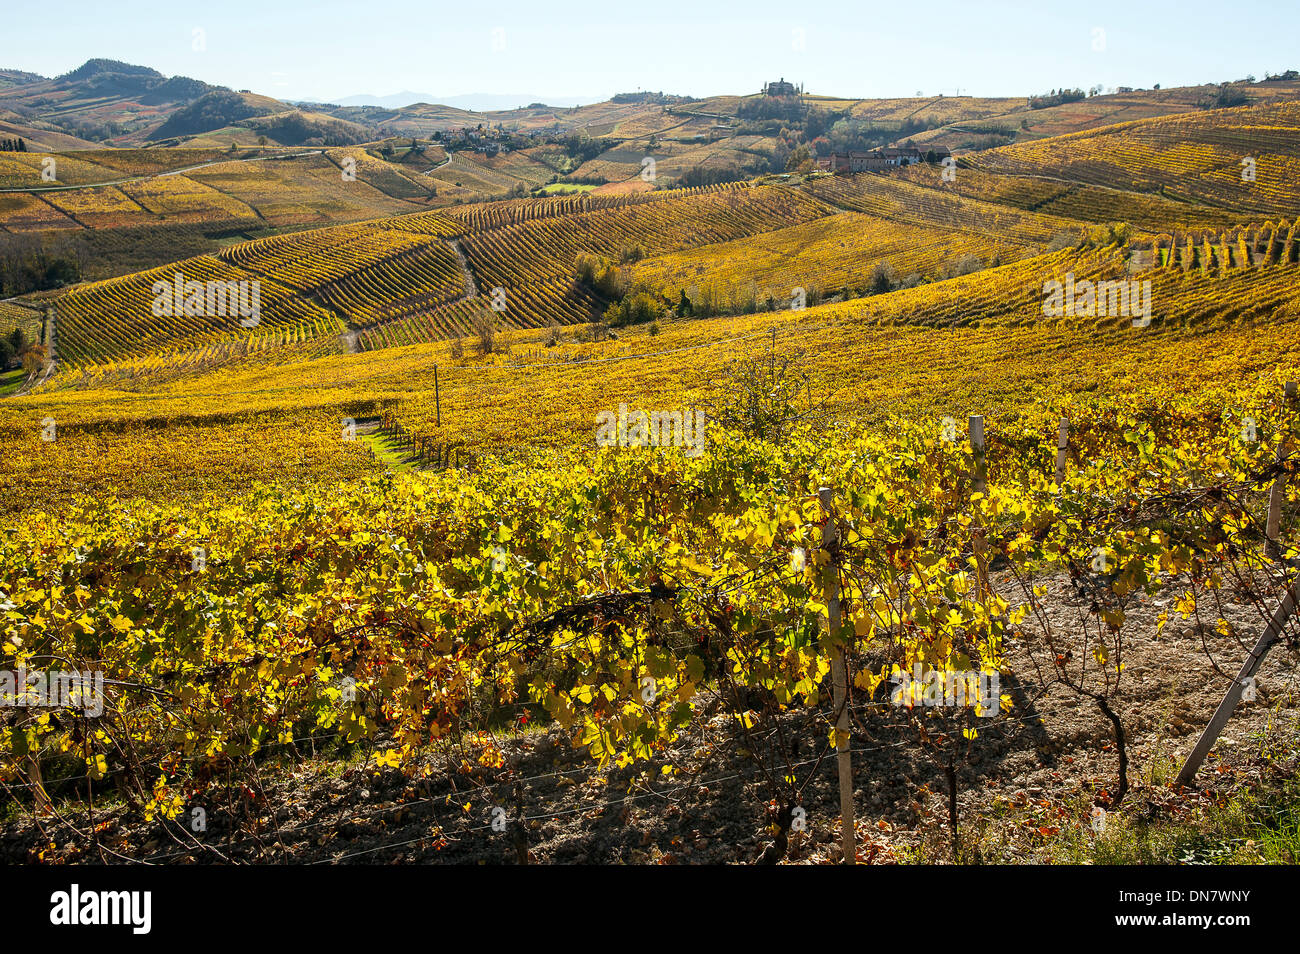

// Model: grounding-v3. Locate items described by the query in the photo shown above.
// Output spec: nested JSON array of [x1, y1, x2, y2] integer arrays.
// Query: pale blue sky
[[4, 0, 1295, 104]]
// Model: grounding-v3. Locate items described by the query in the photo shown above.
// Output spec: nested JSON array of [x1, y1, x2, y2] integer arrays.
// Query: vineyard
[[33, 183, 846, 365], [3, 366, 1299, 864], [969, 101, 1300, 216], [895, 164, 1246, 232], [630, 210, 1042, 308], [3, 87, 1300, 870]]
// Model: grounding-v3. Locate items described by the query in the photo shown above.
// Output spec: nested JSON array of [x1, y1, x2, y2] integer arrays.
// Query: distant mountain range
[[0, 59, 619, 149], [334, 92, 604, 110], [3, 57, 1297, 157]]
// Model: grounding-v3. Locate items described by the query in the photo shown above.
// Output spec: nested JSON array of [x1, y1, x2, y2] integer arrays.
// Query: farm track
[[446, 238, 478, 299], [4, 301, 55, 398]]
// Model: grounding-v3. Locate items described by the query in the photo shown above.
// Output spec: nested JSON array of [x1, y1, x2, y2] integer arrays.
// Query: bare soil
[[4, 570, 1298, 865]]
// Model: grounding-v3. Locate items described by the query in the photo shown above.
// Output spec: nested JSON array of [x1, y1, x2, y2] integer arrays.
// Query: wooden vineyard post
[[970, 415, 989, 597], [1181, 382, 1300, 785], [1175, 577, 1300, 788], [434, 365, 441, 428], [818, 487, 855, 865], [1054, 416, 1070, 486], [1266, 381, 1297, 560]]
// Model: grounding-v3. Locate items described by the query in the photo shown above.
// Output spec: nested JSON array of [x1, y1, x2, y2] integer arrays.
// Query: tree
[[574, 253, 625, 297], [703, 330, 825, 443], [870, 262, 898, 295], [676, 290, 693, 318], [471, 307, 497, 355], [20, 343, 45, 373], [604, 291, 666, 328], [785, 145, 811, 172]]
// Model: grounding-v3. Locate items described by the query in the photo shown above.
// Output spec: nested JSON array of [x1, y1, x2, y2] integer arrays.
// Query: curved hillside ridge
[[53, 254, 334, 365], [977, 100, 1300, 153], [458, 186, 833, 288], [26, 94, 1300, 374], [968, 101, 1300, 216], [426, 180, 758, 231], [893, 163, 1248, 231], [629, 208, 1049, 309], [798, 171, 1083, 243], [42, 181, 835, 365]]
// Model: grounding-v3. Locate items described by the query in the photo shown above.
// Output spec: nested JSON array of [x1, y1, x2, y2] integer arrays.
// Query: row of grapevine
[[800, 171, 1081, 245], [460, 187, 834, 288], [895, 164, 1243, 232], [354, 278, 602, 351], [1143, 219, 1300, 269], [54, 255, 334, 365], [312, 241, 467, 326], [4, 370, 1294, 860], [970, 101, 1300, 216], [436, 181, 750, 232]]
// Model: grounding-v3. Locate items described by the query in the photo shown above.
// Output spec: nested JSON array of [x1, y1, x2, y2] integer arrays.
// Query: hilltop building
[[764, 78, 800, 97]]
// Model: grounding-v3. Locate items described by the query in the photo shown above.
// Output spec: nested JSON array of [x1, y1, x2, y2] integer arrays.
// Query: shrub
[[604, 291, 667, 328], [471, 308, 497, 355], [703, 330, 825, 443], [574, 253, 626, 297], [870, 262, 898, 295]]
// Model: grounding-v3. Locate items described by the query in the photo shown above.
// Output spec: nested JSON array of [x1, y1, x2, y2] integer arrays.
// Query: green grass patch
[[358, 431, 420, 472], [0, 368, 30, 397], [973, 765, 1300, 864], [536, 182, 597, 195]]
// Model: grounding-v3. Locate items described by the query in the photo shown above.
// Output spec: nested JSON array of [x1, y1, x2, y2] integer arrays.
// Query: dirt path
[[422, 155, 454, 176], [445, 238, 478, 299], [34, 307, 56, 388], [8, 305, 55, 397]]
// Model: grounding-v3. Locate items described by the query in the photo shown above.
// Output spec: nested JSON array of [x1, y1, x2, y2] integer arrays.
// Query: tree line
[[0, 233, 83, 297]]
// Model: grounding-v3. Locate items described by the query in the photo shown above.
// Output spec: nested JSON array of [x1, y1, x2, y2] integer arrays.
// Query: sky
[[3, 0, 1296, 105]]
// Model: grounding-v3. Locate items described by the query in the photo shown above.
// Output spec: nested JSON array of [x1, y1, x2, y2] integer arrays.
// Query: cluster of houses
[[813, 145, 950, 173], [430, 127, 508, 156]]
